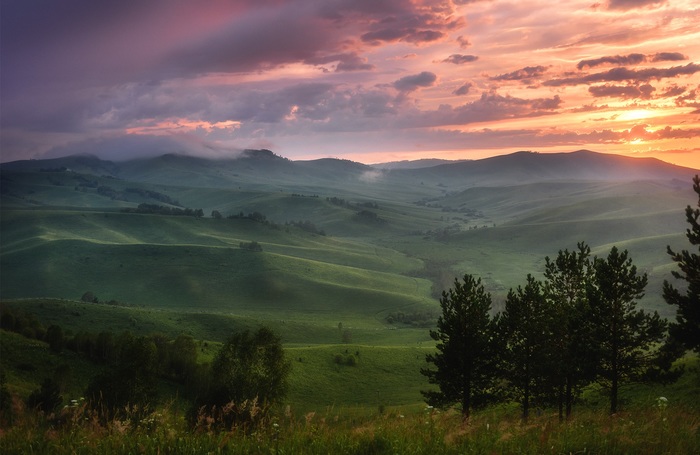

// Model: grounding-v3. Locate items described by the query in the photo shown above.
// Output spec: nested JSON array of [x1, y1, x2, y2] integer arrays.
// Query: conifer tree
[[496, 275, 551, 420], [663, 174, 700, 353], [543, 242, 596, 420], [588, 246, 665, 414], [421, 274, 495, 420]]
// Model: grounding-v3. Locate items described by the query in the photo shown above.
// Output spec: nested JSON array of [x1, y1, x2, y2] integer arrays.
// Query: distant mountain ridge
[[371, 158, 469, 170], [2, 150, 697, 191]]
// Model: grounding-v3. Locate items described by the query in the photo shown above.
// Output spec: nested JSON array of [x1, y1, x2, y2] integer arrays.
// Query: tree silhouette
[[588, 246, 665, 414], [543, 242, 596, 420], [663, 174, 700, 353], [421, 274, 496, 420], [193, 327, 290, 429], [496, 274, 551, 420]]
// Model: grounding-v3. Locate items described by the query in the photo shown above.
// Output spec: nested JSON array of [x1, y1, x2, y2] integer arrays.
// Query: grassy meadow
[[1, 153, 699, 451]]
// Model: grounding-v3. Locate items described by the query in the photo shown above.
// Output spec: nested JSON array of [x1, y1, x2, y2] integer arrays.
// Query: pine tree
[[421, 274, 496, 420], [588, 246, 665, 414], [663, 174, 700, 353], [496, 275, 551, 420], [543, 242, 596, 420]]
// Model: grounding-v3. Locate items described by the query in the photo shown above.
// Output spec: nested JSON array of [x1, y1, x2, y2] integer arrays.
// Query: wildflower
[[656, 396, 668, 410]]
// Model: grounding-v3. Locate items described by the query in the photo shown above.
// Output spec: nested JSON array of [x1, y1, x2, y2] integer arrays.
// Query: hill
[[2, 148, 699, 412], [2, 149, 697, 317]]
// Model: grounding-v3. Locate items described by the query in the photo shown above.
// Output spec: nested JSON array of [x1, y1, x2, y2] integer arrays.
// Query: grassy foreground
[[1, 401, 698, 454]]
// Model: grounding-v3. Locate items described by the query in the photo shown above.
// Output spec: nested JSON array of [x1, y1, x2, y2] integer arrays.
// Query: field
[[1, 151, 699, 451]]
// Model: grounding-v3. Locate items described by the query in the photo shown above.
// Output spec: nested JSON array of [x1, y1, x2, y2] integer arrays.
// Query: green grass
[[2, 166, 698, 431], [1, 388, 698, 454], [0, 330, 103, 399]]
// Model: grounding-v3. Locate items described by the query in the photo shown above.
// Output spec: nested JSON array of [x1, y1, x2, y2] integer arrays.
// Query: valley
[[1, 149, 698, 411]]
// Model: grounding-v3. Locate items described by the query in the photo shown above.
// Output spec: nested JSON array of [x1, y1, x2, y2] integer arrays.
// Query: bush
[[26, 378, 62, 414], [189, 327, 290, 430]]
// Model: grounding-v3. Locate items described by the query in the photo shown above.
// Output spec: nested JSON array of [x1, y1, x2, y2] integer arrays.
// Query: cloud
[[577, 52, 687, 70], [545, 63, 700, 87], [393, 72, 438, 92], [361, 28, 445, 44], [41, 134, 227, 162], [356, 1, 462, 45], [441, 54, 479, 65], [577, 54, 646, 70], [457, 35, 472, 48], [606, 0, 667, 10], [651, 52, 688, 62], [396, 92, 563, 129], [359, 169, 385, 183], [305, 53, 375, 72], [588, 83, 656, 99], [453, 83, 473, 96], [491, 66, 549, 83]]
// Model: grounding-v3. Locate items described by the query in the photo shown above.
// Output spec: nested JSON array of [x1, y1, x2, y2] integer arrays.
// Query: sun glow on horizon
[[617, 109, 653, 122]]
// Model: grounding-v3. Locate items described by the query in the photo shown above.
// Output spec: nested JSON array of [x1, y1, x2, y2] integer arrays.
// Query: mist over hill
[[3, 149, 696, 192]]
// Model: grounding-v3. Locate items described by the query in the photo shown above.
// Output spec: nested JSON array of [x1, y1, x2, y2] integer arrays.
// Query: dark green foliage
[[191, 327, 290, 430], [169, 334, 198, 384], [81, 291, 98, 303], [85, 334, 159, 420], [45, 325, 64, 353], [664, 174, 700, 353], [287, 219, 326, 236], [543, 242, 596, 420], [95, 331, 116, 363], [385, 310, 438, 327], [121, 203, 203, 217], [421, 274, 495, 419], [0, 373, 14, 426], [0, 306, 46, 342], [355, 210, 385, 224], [496, 275, 551, 420], [588, 246, 666, 414], [211, 209, 222, 219], [26, 378, 62, 414], [123, 187, 180, 206]]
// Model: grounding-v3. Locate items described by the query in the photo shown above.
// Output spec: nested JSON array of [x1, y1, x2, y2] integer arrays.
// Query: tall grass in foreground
[[2, 400, 697, 454]]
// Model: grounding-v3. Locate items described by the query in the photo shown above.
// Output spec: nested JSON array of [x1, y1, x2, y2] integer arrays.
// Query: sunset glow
[[2, 0, 699, 167]]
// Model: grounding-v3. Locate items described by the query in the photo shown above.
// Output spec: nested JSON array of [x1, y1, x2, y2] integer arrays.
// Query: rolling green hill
[[1, 149, 699, 408]]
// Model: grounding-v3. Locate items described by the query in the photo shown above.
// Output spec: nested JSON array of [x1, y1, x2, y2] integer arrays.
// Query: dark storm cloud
[[441, 54, 479, 65], [545, 63, 700, 87], [577, 52, 687, 69], [1, 0, 460, 133], [357, 1, 462, 45], [393, 72, 438, 92]]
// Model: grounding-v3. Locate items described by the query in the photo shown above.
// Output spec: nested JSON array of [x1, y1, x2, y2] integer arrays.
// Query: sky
[[2, 0, 700, 168]]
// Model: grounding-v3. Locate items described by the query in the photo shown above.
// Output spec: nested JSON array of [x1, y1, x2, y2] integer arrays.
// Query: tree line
[[0, 315, 289, 431], [423, 176, 700, 421], [121, 203, 204, 217]]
